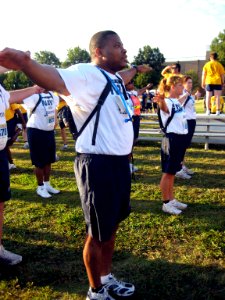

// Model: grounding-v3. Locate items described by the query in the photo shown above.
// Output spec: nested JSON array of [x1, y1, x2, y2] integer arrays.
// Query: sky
[[1, 0, 225, 64]]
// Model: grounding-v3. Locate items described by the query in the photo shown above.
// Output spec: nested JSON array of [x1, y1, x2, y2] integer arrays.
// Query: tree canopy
[[34, 51, 61, 68], [132, 46, 165, 88], [62, 47, 90, 68], [210, 29, 225, 66]]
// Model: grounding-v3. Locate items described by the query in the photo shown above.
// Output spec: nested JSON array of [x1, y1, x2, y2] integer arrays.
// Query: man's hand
[[0, 48, 31, 71], [136, 64, 153, 73]]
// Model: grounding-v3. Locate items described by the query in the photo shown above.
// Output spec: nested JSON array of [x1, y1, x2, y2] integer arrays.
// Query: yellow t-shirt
[[203, 60, 225, 85], [18, 104, 27, 114], [210, 96, 224, 113], [56, 99, 67, 111], [5, 104, 20, 121]]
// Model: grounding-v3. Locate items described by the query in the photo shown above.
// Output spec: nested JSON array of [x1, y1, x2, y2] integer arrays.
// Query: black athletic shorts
[[27, 127, 56, 168], [74, 153, 131, 242], [132, 115, 140, 141], [57, 106, 68, 129], [206, 84, 222, 92], [161, 133, 187, 175], [0, 148, 11, 202]]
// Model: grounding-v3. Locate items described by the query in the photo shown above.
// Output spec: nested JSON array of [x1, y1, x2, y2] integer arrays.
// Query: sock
[[38, 183, 44, 186], [91, 285, 103, 293], [101, 273, 111, 284], [44, 181, 50, 186], [163, 200, 170, 204]]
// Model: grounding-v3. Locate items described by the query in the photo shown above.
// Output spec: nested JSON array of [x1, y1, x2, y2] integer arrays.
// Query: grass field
[[0, 119, 225, 299]]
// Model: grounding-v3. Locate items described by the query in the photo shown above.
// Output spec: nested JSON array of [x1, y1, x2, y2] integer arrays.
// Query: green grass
[[0, 131, 225, 300]]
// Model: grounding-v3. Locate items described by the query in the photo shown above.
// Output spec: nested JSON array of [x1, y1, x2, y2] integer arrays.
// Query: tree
[[34, 51, 61, 67], [2, 71, 33, 90], [210, 29, 225, 66], [132, 46, 165, 88], [62, 47, 90, 68]]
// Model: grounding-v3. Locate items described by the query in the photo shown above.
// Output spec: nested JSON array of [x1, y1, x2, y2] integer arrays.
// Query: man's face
[[99, 34, 128, 71]]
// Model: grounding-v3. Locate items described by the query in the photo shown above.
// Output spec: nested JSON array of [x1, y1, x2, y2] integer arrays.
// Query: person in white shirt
[[20, 91, 60, 198], [0, 31, 152, 300], [0, 80, 41, 266], [154, 75, 188, 215], [176, 75, 201, 180]]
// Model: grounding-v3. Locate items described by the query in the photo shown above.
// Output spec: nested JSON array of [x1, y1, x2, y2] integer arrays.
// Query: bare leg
[[34, 167, 44, 185], [160, 173, 175, 201], [60, 128, 67, 145], [205, 91, 213, 111], [83, 231, 116, 289], [214, 90, 222, 111], [43, 164, 51, 182]]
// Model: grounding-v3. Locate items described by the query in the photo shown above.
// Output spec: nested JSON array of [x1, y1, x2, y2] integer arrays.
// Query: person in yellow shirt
[[56, 97, 69, 150], [6, 104, 26, 169], [17, 104, 29, 149], [202, 52, 225, 115], [161, 63, 181, 78], [210, 95, 224, 114]]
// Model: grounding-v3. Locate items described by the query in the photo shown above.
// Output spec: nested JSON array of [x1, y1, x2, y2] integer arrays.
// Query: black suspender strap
[[74, 70, 111, 145], [30, 94, 42, 116], [183, 95, 191, 107], [157, 99, 176, 134]]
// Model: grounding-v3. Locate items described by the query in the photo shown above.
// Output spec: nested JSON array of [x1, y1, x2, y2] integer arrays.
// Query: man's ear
[[95, 48, 103, 58]]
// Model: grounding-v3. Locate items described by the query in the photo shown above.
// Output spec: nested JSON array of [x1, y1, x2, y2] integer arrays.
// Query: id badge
[[115, 95, 126, 114], [47, 114, 55, 127]]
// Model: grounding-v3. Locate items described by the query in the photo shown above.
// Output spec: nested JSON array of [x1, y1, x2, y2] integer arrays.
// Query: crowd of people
[[0, 30, 224, 300]]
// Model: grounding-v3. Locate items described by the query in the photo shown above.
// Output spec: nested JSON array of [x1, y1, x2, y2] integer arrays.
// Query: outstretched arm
[[0, 48, 69, 95], [9, 85, 43, 104], [119, 65, 153, 85]]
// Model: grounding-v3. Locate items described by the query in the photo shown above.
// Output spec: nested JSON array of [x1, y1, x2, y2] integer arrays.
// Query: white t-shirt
[[0, 85, 10, 150], [23, 92, 59, 131], [57, 63, 133, 155], [160, 98, 188, 134], [182, 90, 196, 120]]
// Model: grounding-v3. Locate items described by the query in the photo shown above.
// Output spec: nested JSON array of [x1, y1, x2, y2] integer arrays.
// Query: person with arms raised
[[0, 31, 151, 299]]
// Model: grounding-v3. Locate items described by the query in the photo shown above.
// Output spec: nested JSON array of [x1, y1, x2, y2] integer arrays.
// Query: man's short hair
[[89, 30, 117, 58], [171, 63, 181, 72], [210, 52, 218, 60]]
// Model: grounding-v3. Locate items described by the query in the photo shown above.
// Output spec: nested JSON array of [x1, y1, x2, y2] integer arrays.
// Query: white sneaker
[[129, 163, 138, 174], [36, 186, 52, 198], [23, 142, 29, 149], [175, 169, 191, 179], [102, 274, 135, 297], [170, 199, 187, 210], [61, 144, 68, 150], [162, 202, 182, 215], [44, 183, 60, 194], [0, 245, 22, 265], [55, 154, 60, 161], [216, 111, 220, 116], [182, 165, 194, 175], [206, 109, 211, 115], [86, 287, 115, 300], [8, 163, 17, 170]]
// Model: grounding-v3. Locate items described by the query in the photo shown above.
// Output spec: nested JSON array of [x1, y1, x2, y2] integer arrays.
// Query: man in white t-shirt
[[0, 31, 152, 300], [0, 79, 41, 266]]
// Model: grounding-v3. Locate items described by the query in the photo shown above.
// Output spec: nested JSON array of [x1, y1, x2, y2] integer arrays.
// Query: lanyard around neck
[[97, 67, 132, 122]]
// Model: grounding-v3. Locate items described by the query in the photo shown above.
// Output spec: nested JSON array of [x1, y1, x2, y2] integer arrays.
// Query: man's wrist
[[131, 65, 138, 73]]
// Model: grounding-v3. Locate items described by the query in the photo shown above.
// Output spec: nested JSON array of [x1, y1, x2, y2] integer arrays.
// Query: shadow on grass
[[11, 188, 81, 208], [0, 243, 224, 300]]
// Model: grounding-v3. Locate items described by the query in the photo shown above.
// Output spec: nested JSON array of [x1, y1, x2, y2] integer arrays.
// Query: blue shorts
[[74, 153, 131, 242], [0, 148, 11, 202], [27, 128, 56, 168], [161, 133, 187, 175], [186, 119, 196, 148], [6, 117, 17, 139], [132, 115, 140, 141], [206, 84, 222, 92]]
